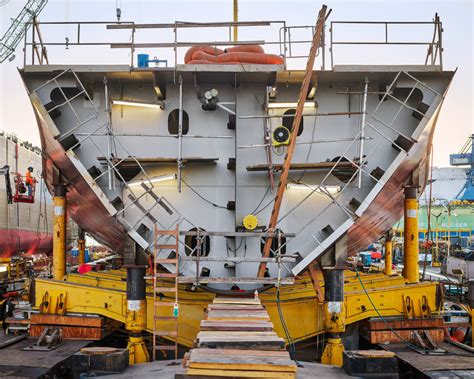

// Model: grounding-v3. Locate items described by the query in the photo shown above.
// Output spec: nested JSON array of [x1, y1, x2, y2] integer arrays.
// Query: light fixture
[[267, 101, 317, 109], [286, 183, 341, 195], [307, 86, 317, 100], [112, 99, 164, 110], [128, 173, 177, 187]]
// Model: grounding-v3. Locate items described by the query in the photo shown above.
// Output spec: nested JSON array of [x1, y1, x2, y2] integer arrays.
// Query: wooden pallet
[[182, 296, 297, 378]]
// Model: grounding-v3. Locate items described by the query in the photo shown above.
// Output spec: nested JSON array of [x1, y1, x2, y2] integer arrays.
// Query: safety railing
[[22, 14, 443, 70], [329, 14, 443, 69]]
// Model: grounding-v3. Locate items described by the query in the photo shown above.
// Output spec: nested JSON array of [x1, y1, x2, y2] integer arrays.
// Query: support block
[[343, 350, 398, 378]]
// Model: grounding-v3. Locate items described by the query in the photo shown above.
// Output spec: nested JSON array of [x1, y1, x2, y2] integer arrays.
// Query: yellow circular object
[[243, 214, 258, 230]]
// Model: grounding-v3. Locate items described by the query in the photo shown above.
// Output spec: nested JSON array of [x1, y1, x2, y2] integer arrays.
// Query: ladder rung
[[154, 287, 177, 293], [155, 258, 178, 264], [155, 272, 178, 278], [156, 230, 178, 235], [154, 330, 178, 336], [156, 244, 177, 249], [154, 301, 175, 306], [154, 315, 178, 321], [154, 345, 177, 350]]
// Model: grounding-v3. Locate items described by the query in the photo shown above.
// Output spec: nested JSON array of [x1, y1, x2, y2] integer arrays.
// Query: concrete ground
[[114, 359, 356, 379]]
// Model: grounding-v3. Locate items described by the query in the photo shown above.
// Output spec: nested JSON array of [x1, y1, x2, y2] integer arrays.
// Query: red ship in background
[[0, 132, 53, 257]]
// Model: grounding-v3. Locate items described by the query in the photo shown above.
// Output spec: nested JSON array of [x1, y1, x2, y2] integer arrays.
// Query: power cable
[[354, 271, 472, 357], [251, 185, 270, 215], [181, 178, 227, 209]]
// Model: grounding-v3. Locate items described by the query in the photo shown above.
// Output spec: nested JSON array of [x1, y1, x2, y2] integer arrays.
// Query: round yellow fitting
[[243, 214, 258, 230]]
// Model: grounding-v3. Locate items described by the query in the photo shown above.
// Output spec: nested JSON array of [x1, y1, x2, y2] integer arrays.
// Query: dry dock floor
[[0, 334, 90, 378]]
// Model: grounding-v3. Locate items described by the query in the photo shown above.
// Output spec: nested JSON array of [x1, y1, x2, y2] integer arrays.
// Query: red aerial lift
[[12, 172, 36, 204]]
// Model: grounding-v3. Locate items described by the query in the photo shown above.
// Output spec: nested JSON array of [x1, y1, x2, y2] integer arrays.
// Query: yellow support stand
[[321, 337, 345, 366], [403, 187, 419, 283], [78, 229, 86, 265], [384, 232, 393, 276], [125, 265, 149, 365], [53, 184, 67, 281], [321, 269, 345, 367]]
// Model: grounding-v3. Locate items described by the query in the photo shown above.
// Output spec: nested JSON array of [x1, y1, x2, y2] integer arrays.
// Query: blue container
[[137, 54, 149, 68], [85, 248, 90, 263], [360, 252, 372, 267]]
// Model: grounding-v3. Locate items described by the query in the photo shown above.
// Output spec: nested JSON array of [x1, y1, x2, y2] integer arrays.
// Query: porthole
[[260, 228, 286, 257], [168, 109, 189, 135], [282, 109, 303, 136], [185, 227, 210, 257]]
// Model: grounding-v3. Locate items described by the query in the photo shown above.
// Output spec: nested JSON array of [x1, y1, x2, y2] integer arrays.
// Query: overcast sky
[[0, 0, 472, 166]]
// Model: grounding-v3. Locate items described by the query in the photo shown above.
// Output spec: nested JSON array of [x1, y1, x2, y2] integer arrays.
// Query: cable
[[250, 185, 270, 215], [181, 178, 227, 209], [254, 196, 275, 215], [296, 114, 318, 182], [276, 287, 302, 366], [354, 271, 472, 356]]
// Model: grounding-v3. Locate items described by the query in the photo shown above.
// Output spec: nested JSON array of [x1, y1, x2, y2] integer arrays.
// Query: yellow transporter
[[32, 269, 441, 349]]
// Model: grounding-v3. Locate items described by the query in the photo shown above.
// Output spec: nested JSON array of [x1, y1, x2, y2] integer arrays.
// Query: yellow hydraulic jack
[[125, 265, 150, 365], [78, 229, 86, 265], [53, 184, 67, 280], [384, 231, 393, 276], [403, 187, 419, 283], [321, 269, 345, 366]]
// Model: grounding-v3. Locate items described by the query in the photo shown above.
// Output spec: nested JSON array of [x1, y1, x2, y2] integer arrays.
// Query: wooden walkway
[[181, 297, 297, 378]]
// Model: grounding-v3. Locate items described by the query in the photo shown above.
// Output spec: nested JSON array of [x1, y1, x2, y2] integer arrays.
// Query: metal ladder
[[152, 224, 179, 360]]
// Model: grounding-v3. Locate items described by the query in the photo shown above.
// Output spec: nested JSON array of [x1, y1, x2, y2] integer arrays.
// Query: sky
[[0, 0, 473, 167]]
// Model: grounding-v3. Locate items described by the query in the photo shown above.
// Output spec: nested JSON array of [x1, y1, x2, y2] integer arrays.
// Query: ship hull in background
[[0, 135, 53, 257]]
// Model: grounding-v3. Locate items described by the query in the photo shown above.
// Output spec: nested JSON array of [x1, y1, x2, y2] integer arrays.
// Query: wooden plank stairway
[[181, 297, 297, 378]]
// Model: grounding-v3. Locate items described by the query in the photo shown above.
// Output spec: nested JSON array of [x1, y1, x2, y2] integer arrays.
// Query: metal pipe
[[358, 77, 369, 188], [403, 187, 419, 283], [233, 0, 238, 42], [53, 184, 67, 280], [177, 76, 183, 193]]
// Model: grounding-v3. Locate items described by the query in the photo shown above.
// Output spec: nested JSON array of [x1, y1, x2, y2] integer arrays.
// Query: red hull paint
[[346, 100, 443, 256], [29, 95, 126, 252], [0, 229, 53, 257]]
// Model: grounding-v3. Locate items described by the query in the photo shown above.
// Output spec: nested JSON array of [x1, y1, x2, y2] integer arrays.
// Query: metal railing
[[22, 14, 443, 70]]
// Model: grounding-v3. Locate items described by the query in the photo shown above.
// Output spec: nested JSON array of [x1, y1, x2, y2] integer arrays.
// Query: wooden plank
[[189, 351, 296, 372], [207, 310, 269, 317], [307, 261, 324, 303], [208, 305, 265, 311], [367, 328, 445, 344], [247, 161, 355, 172], [190, 348, 290, 358], [213, 297, 261, 305], [30, 314, 104, 328], [362, 317, 444, 331], [189, 360, 296, 373], [186, 368, 295, 378], [29, 325, 103, 340], [201, 320, 273, 332]]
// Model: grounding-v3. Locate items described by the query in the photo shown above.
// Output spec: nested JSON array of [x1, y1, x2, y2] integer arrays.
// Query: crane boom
[[0, 0, 48, 63], [258, 4, 328, 277]]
